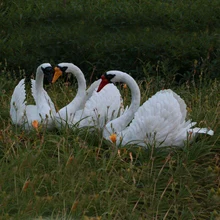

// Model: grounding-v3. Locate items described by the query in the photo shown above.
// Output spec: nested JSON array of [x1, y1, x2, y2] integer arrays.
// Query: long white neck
[[35, 69, 44, 103], [69, 65, 86, 100], [59, 64, 87, 115], [105, 73, 140, 135]]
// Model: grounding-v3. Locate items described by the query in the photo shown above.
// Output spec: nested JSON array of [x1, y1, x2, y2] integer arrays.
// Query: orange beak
[[52, 67, 63, 83]]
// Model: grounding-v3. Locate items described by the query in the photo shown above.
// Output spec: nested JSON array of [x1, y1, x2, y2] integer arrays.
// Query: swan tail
[[188, 127, 214, 136], [10, 79, 27, 124]]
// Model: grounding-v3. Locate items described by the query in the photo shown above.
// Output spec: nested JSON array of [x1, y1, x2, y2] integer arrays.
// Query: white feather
[[10, 79, 27, 126]]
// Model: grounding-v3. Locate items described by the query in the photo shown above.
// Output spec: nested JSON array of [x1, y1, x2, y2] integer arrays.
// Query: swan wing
[[168, 89, 187, 122], [75, 84, 122, 128], [77, 79, 101, 110], [86, 79, 101, 100], [121, 89, 194, 147], [31, 79, 37, 103], [10, 79, 27, 125]]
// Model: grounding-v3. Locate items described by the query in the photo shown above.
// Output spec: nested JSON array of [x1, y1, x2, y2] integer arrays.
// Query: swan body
[[97, 71, 214, 147], [52, 63, 123, 129], [10, 63, 56, 130]]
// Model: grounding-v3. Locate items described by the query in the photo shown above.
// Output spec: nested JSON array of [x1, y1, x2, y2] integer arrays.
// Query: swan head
[[97, 71, 126, 92], [52, 63, 68, 83], [52, 63, 82, 83], [37, 63, 54, 83]]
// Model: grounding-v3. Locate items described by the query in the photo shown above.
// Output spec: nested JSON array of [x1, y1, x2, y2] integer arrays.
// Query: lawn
[[0, 67, 219, 219]]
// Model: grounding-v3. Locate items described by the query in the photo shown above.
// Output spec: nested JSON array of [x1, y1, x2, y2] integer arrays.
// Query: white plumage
[[52, 63, 124, 129], [10, 63, 56, 130], [97, 70, 214, 147]]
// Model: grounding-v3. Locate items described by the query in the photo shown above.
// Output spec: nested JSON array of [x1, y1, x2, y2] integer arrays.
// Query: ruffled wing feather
[[85, 79, 101, 101], [120, 90, 198, 147], [10, 79, 27, 125], [78, 79, 101, 110]]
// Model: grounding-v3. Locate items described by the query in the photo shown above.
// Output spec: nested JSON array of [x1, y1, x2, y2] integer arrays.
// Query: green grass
[[0, 66, 219, 219]]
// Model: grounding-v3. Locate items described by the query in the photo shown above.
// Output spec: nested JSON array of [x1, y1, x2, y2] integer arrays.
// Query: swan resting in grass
[[97, 70, 214, 148], [52, 63, 124, 129], [10, 63, 56, 130]]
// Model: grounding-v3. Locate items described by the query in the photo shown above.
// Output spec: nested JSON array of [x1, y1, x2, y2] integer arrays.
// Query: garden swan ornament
[[10, 63, 56, 130], [97, 70, 214, 147]]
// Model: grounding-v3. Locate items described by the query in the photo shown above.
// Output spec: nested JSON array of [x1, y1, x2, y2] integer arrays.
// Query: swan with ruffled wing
[[97, 70, 214, 147], [10, 63, 56, 130]]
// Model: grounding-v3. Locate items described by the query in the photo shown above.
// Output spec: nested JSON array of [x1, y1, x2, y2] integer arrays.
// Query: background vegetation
[[0, 0, 219, 219], [1, 0, 220, 81]]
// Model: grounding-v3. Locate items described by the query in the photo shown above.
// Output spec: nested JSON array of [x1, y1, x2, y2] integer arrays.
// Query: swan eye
[[42, 66, 53, 75], [104, 73, 115, 82], [58, 66, 68, 73]]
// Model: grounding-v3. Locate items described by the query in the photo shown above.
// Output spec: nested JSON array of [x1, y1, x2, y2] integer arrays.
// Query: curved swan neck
[[61, 64, 87, 114], [35, 68, 44, 99], [68, 64, 86, 98], [106, 72, 141, 134], [123, 73, 140, 114]]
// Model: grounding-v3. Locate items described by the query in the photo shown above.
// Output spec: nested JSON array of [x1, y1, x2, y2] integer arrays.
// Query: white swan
[[10, 63, 56, 130], [52, 63, 123, 129], [97, 70, 214, 147]]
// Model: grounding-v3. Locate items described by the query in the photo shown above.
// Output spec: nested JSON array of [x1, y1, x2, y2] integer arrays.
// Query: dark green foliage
[[0, 0, 219, 81]]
